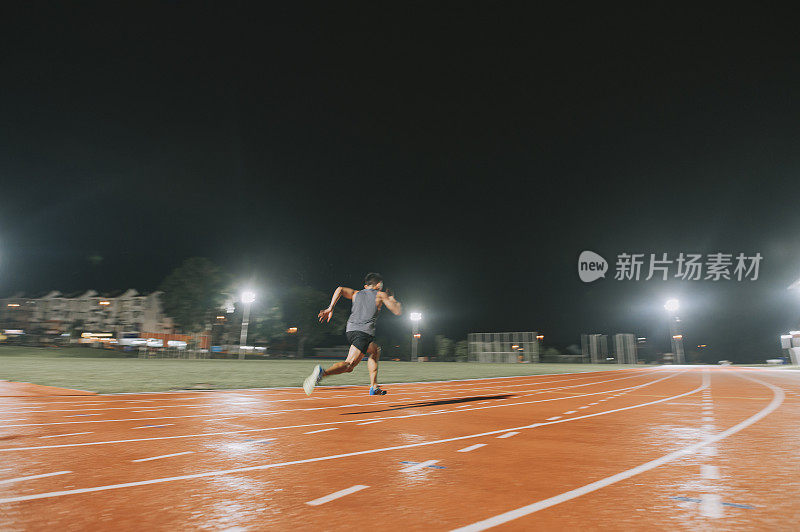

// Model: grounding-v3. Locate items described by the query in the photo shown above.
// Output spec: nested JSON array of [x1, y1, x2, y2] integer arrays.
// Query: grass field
[[0, 346, 644, 393]]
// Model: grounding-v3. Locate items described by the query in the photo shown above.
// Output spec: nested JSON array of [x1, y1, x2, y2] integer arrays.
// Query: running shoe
[[369, 386, 387, 395], [303, 365, 324, 396]]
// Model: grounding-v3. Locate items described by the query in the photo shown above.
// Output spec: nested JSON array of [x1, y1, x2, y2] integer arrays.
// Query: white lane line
[[357, 420, 383, 425], [306, 485, 369, 506], [577, 406, 589, 409], [66, 414, 100, 417], [702, 416, 714, 422], [457, 444, 486, 453], [304, 428, 339, 434], [132, 451, 195, 463], [0, 471, 71, 485], [131, 410, 162, 413], [701, 464, 720, 480], [563, 411, 578, 415], [701, 424, 715, 431], [38, 432, 94, 439], [0, 372, 663, 429], [0, 372, 685, 453], [700, 446, 717, 457], [699, 493, 724, 518], [400, 460, 440, 472], [449, 373, 782, 532], [588, 402, 599, 405], [546, 416, 561, 421], [132, 424, 175, 429], [496, 432, 519, 439]]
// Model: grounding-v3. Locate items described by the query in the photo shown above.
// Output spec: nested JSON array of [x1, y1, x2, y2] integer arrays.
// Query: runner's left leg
[[367, 342, 381, 388]]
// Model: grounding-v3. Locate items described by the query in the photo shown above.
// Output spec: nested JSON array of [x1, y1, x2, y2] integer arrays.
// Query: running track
[[1, 366, 799, 530]]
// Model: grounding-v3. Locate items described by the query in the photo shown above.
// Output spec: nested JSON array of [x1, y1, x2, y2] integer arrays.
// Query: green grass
[[0, 346, 642, 394]]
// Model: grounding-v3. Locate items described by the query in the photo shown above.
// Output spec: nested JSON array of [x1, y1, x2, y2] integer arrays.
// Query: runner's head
[[364, 272, 384, 290]]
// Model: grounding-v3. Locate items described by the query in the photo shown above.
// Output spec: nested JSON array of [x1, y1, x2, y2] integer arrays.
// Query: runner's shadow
[[341, 394, 515, 415]]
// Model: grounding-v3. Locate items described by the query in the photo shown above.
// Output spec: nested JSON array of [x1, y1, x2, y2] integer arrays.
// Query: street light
[[664, 298, 684, 364], [239, 291, 256, 359], [410, 312, 422, 362]]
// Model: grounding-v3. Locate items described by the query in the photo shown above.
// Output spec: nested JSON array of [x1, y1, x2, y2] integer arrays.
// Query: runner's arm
[[378, 291, 403, 316], [318, 286, 356, 322]]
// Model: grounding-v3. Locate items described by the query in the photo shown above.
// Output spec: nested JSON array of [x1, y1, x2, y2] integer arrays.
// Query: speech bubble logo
[[578, 251, 608, 283]]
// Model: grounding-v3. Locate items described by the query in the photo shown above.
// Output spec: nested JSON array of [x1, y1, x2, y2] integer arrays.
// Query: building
[[613, 333, 638, 364], [581, 334, 608, 363], [0, 289, 174, 337]]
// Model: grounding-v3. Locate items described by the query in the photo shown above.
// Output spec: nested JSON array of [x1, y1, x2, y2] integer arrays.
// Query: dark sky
[[2, 3, 800, 358]]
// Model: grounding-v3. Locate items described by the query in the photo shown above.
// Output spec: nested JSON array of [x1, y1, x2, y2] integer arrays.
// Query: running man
[[303, 273, 402, 396]]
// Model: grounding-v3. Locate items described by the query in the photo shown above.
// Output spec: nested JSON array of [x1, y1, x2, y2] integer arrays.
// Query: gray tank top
[[346, 288, 379, 335]]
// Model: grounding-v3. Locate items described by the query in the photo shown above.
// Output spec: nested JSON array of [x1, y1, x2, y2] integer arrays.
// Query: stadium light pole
[[239, 291, 256, 360], [410, 312, 422, 362], [664, 298, 685, 364]]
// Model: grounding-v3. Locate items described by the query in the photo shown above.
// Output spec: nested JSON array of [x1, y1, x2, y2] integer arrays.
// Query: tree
[[159, 258, 228, 333], [279, 286, 346, 357], [454, 340, 468, 362], [435, 335, 455, 361]]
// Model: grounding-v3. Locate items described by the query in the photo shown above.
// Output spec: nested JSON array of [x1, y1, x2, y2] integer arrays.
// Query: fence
[[467, 332, 540, 363]]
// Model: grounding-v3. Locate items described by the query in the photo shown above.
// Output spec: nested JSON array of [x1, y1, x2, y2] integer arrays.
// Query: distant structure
[[581, 334, 608, 363], [613, 333, 638, 364], [780, 332, 800, 365], [0, 289, 173, 338], [468, 332, 541, 363]]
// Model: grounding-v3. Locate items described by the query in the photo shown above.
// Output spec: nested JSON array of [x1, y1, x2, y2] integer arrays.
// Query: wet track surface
[[1, 367, 799, 530]]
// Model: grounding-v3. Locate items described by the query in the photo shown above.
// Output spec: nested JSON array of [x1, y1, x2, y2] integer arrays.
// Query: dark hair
[[364, 272, 383, 286]]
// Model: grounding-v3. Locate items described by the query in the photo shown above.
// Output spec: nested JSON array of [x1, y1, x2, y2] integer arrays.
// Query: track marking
[[449, 373, 782, 531], [0, 471, 71, 485], [304, 428, 339, 434], [132, 424, 174, 429], [0, 375, 703, 504], [306, 485, 369, 506], [496, 432, 519, 439], [700, 493, 724, 518], [0, 372, 684, 453], [577, 406, 589, 409], [546, 416, 561, 421], [400, 460, 440, 472], [38, 432, 94, 439], [701, 465, 720, 480], [701, 424, 715, 431], [700, 446, 717, 457], [457, 444, 486, 453], [357, 420, 383, 425], [702, 416, 714, 422], [563, 411, 577, 414], [132, 451, 195, 463], [0, 372, 661, 429]]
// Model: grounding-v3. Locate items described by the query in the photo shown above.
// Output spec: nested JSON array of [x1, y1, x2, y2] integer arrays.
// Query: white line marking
[[702, 416, 714, 422], [496, 432, 519, 439], [65, 414, 100, 417], [700, 493, 724, 518], [563, 411, 577, 415], [700, 446, 717, 457], [132, 451, 195, 463], [0, 372, 684, 453], [357, 420, 383, 425], [449, 373, 782, 531], [546, 416, 561, 421], [131, 410, 162, 413], [400, 460, 440, 472], [577, 406, 589, 409], [588, 402, 599, 405], [304, 428, 339, 434], [306, 485, 369, 506], [38, 432, 94, 439], [132, 424, 174, 429], [0, 375, 698, 504], [0, 471, 71, 485], [701, 464, 720, 480], [702, 424, 715, 431], [457, 444, 486, 453]]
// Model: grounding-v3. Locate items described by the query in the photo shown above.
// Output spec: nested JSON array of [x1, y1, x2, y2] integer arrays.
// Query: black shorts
[[346, 330, 375, 355]]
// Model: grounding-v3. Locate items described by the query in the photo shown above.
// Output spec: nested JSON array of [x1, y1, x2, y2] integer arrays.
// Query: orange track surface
[[0, 367, 798, 530], [0, 381, 96, 397]]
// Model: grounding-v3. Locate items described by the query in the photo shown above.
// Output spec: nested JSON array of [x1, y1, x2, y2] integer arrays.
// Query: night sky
[[3, 3, 800, 358]]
